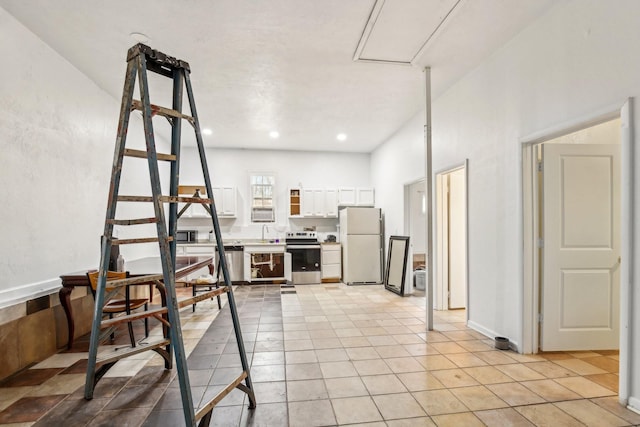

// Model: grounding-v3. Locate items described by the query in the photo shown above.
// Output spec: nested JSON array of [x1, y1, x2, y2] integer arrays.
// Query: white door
[[541, 143, 620, 351], [448, 168, 466, 309], [435, 166, 467, 310]]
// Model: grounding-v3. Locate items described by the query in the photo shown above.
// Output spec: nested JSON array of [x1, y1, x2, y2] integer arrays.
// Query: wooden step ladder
[[83, 43, 256, 427]]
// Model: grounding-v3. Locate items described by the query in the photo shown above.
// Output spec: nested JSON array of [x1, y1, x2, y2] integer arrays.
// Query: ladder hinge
[[537, 238, 544, 248], [537, 161, 543, 172]]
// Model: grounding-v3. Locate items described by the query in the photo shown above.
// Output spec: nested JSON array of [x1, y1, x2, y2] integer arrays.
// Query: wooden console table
[[59, 255, 213, 349]]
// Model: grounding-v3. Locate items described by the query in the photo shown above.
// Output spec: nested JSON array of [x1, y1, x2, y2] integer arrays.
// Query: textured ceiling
[[0, 0, 558, 153]]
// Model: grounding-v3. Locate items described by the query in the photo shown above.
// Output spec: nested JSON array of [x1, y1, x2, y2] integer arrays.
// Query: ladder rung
[[108, 218, 159, 226], [116, 196, 213, 205], [131, 99, 194, 124], [124, 148, 176, 162], [100, 307, 168, 330], [106, 274, 164, 288], [96, 337, 170, 365], [117, 195, 154, 202], [175, 196, 214, 204], [177, 286, 229, 309], [195, 371, 248, 421], [112, 237, 173, 245]]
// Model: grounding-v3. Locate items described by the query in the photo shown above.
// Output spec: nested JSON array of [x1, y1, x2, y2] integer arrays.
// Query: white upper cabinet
[[294, 188, 338, 218], [356, 187, 375, 206], [211, 186, 237, 217], [337, 187, 356, 206], [301, 188, 316, 216], [178, 185, 236, 218], [325, 188, 338, 218], [338, 187, 375, 207]]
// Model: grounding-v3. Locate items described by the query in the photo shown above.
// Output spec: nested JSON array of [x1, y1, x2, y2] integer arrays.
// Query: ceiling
[[1, 0, 557, 153]]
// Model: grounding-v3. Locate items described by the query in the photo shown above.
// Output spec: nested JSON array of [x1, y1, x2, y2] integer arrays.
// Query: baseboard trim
[[467, 320, 520, 353], [628, 397, 640, 415], [0, 278, 61, 310]]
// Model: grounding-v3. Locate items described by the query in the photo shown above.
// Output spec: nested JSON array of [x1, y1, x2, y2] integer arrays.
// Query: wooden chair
[[87, 270, 149, 347]]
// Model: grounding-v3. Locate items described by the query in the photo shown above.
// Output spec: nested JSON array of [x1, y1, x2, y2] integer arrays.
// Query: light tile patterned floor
[[0, 283, 639, 426]]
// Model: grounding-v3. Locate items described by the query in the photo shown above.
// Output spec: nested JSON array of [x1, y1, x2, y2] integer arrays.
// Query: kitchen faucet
[[261, 224, 269, 242]]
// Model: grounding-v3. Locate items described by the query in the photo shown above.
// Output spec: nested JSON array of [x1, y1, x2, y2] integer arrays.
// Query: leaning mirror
[[384, 235, 410, 296]]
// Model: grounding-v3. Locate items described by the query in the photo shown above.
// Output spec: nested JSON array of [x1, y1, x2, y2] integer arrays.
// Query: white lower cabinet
[[321, 243, 342, 280], [243, 244, 290, 282]]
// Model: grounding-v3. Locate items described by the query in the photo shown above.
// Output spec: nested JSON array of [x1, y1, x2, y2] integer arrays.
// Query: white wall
[[178, 147, 371, 240], [0, 8, 153, 306], [371, 112, 425, 238], [372, 0, 639, 407]]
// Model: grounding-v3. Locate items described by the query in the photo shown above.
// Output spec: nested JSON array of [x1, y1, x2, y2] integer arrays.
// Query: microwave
[[176, 230, 197, 243]]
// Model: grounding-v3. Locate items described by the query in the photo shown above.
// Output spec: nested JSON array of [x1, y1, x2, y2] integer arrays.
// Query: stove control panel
[[286, 231, 317, 239]]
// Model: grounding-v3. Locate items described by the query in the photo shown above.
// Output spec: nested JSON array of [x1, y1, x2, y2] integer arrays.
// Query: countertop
[[179, 239, 341, 246]]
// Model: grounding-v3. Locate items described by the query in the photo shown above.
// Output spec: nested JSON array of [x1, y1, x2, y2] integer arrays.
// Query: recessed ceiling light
[[269, 131, 280, 139], [202, 128, 213, 136], [336, 133, 347, 141], [130, 32, 150, 43]]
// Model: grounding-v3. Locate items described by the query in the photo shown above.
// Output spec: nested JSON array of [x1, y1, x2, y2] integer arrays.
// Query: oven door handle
[[287, 245, 321, 249]]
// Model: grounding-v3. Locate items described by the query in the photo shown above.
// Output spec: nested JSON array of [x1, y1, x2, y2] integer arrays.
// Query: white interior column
[[424, 67, 433, 330]]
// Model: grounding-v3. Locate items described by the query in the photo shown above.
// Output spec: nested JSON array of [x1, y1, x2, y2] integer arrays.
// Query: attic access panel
[[354, 0, 460, 64]]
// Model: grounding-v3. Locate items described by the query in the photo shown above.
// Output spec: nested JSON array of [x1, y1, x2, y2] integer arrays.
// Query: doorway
[[435, 162, 468, 311], [538, 122, 621, 351], [522, 101, 634, 404]]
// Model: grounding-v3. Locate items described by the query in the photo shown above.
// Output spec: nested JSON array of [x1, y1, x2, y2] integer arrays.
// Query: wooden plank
[[107, 218, 158, 225], [174, 196, 213, 204], [131, 99, 194, 124], [96, 337, 170, 365], [112, 236, 173, 245], [195, 371, 248, 421], [106, 274, 164, 288], [117, 195, 154, 202], [124, 148, 176, 162], [100, 307, 168, 329], [177, 286, 229, 309]]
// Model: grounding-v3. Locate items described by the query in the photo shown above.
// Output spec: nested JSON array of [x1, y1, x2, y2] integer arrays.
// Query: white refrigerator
[[340, 207, 382, 285]]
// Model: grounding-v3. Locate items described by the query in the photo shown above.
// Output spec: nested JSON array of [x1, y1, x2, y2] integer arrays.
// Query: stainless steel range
[[286, 231, 321, 284]]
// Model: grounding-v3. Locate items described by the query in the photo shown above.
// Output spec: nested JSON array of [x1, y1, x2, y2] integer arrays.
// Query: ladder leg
[[168, 68, 184, 265], [185, 72, 256, 409], [127, 321, 136, 347], [85, 58, 138, 400], [136, 53, 197, 426]]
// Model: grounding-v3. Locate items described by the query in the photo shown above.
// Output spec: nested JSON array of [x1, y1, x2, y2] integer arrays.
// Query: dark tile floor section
[[143, 285, 282, 426], [0, 395, 66, 424]]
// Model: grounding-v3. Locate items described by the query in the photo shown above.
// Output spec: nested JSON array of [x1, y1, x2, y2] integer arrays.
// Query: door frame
[[435, 160, 469, 316], [521, 98, 634, 405]]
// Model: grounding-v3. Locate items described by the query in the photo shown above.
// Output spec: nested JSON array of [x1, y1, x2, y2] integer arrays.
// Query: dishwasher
[[215, 244, 244, 283]]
